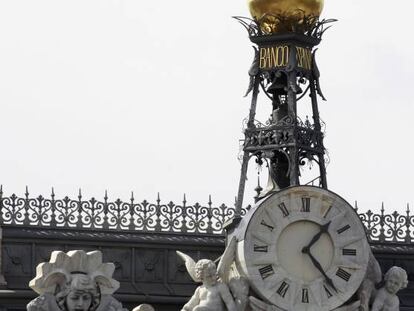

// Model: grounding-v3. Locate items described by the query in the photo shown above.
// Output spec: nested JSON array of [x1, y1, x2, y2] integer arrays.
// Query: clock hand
[[302, 248, 338, 293], [302, 221, 331, 253]]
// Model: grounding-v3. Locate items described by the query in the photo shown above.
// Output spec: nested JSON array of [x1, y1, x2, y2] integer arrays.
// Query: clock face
[[236, 186, 369, 311]]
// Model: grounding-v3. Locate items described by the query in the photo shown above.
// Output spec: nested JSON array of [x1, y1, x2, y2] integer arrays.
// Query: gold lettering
[[276, 46, 283, 67], [282, 45, 289, 66], [259, 45, 290, 69], [296, 47, 312, 70], [260, 48, 267, 69], [304, 49, 312, 70], [296, 47, 303, 68], [265, 48, 271, 69], [271, 47, 278, 69]]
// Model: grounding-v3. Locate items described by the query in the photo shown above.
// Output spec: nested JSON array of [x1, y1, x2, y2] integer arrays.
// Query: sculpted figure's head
[[29, 250, 120, 311], [384, 266, 408, 295], [56, 274, 99, 311], [195, 259, 217, 285]]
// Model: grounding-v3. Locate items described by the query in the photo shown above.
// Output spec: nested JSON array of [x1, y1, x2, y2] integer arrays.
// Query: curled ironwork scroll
[[233, 15, 337, 39], [0, 187, 244, 235], [0, 186, 412, 243]]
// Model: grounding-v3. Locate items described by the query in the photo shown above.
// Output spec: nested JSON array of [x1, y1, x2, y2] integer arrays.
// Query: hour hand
[[302, 221, 331, 252]]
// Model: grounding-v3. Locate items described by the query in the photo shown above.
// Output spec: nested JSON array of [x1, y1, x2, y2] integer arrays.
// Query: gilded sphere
[[248, 0, 324, 33]]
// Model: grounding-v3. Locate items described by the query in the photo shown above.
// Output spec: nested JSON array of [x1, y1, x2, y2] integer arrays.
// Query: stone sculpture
[[176, 237, 249, 311], [228, 276, 249, 311], [371, 266, 408, 311], [27, 250, 127, 311], [132, 305, 155, 311], [358, 246, 408, 311]]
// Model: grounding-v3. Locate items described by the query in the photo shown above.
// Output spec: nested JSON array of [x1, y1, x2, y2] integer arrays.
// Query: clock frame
[[235, 186, 370, 311]]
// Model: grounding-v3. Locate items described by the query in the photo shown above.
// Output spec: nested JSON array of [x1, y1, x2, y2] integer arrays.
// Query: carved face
[[59, 274, 97, 311], [195, 260, 217, 285], [66, 290, 93, 311], [385, 275, 403, 295]]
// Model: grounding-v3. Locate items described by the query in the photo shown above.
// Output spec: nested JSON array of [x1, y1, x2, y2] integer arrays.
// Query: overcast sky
[[0, 0, 412, 213]]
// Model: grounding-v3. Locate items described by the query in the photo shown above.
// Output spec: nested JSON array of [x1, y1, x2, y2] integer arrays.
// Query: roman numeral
[[337, 224, 351, 234], [278, 202, 289, 217], [336, 268, 351, 282], [323, 205, 333, 218], [302, 288, 309, 303], [254, 245, 269, 253], [259, 265, 274, 280], [260, 220, 274, 231], [342, 248, 357, 256], [277, 281, 289, 298], [323, 285, 333, 298], [301, 197, 311, 212]]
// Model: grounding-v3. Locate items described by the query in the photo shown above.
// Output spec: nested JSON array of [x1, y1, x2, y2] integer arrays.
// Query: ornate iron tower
[[235, 14, 335, 213]]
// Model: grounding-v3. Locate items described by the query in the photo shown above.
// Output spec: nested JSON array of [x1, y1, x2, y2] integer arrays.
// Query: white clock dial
[[236, 186, 369, 311]]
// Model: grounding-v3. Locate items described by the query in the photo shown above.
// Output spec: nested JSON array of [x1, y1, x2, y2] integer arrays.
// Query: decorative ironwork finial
[[130, 191, 134, 202], [254, 175, 263, 203]]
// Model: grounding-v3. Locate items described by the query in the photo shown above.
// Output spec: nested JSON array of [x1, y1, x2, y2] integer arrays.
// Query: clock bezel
[[235, 186, 370, 311]]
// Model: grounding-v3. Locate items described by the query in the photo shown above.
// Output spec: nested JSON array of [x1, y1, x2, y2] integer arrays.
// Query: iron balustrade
[[243, 123, 324, 153], [0, 187, 412, 243]]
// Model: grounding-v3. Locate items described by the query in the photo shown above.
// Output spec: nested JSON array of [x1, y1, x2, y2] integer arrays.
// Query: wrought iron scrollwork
[[0, 188, 242, 235], [233, 15, 337, 39], [243, 117, 324, 155], [0, 187, 412, 243]]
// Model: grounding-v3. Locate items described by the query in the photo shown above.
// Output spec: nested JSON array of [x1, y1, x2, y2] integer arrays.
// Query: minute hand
[[307, 251, 338, 293]]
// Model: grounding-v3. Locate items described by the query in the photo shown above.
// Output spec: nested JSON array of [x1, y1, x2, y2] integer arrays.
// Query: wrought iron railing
[[0, 187, 239, 235], [0, 187, 412, 243], [243, 116, 324, 154]]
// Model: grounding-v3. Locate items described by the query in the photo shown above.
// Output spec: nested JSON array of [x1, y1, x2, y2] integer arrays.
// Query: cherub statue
[[371, 266, 408, 311], [27, 250, 127, 311], [176, 237, 249, 311]]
